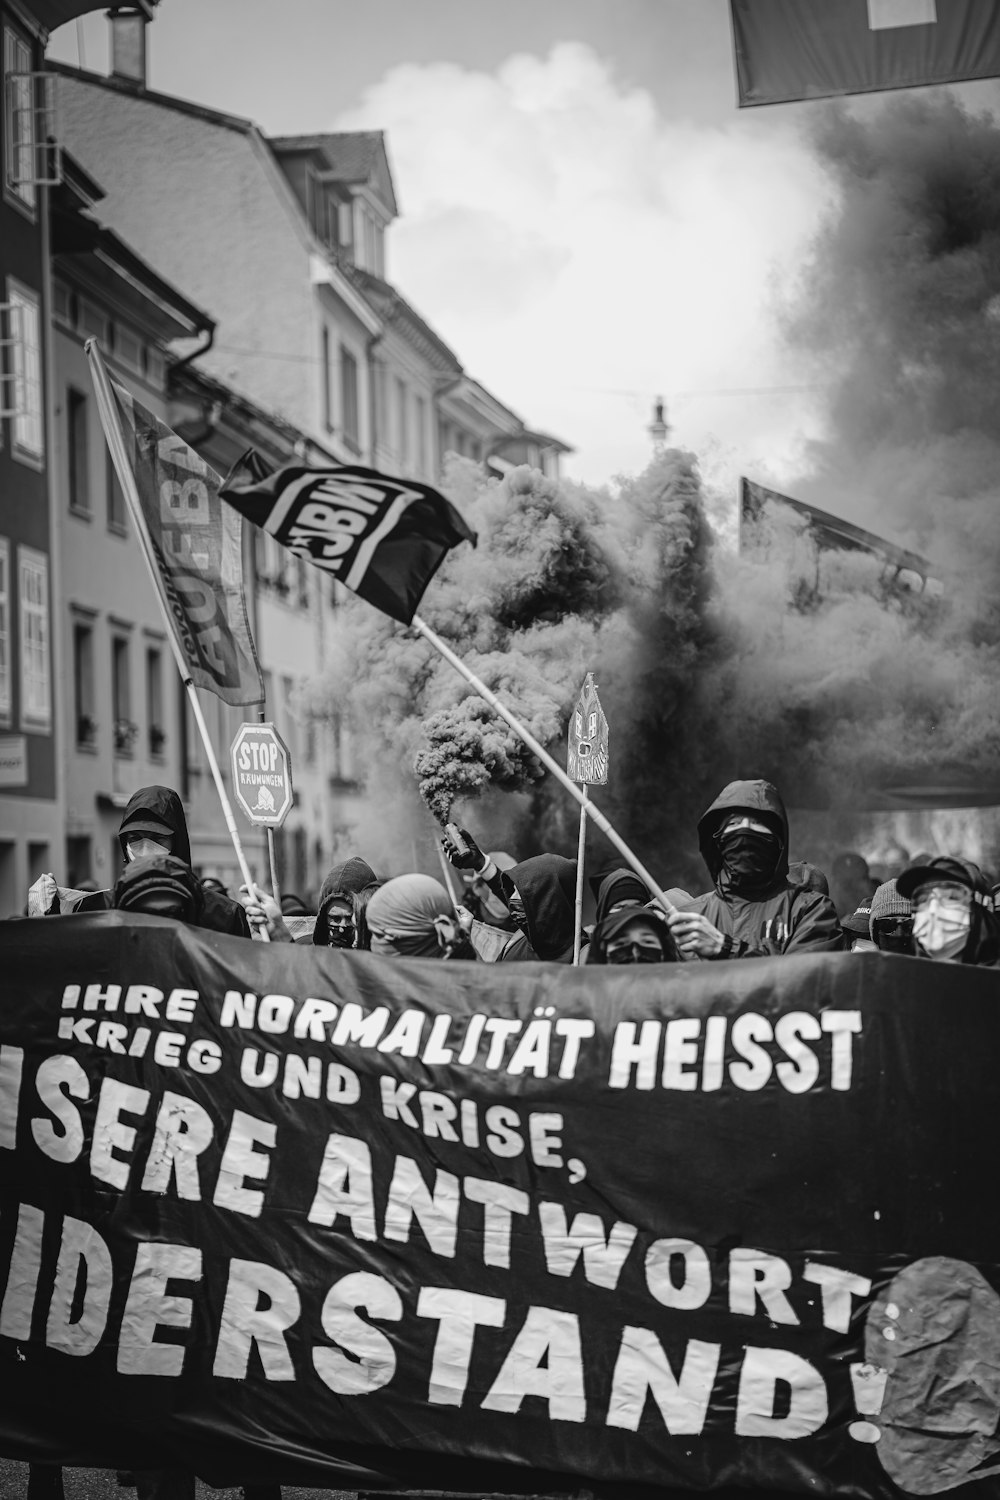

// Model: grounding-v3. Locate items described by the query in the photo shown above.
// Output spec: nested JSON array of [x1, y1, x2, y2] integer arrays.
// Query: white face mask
[[913, 902, 971, 961], [126, 836, 170, 862]]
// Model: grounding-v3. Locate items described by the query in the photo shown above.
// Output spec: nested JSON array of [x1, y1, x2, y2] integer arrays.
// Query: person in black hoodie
[[75, 786, 251, 938], [668, 779, 842, 959]]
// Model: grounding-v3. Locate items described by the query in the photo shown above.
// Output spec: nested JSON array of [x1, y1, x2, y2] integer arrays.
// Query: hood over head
[[508, 853, 577, 959], [314, 856, 379, 944], [366, 874, 452, 959], [697, 779, 789, 889], [594, 868, 651, 924], [118, 785, 191, 865]]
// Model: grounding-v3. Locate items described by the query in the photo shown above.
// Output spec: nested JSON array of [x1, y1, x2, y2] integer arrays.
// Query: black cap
[[896, 856, 982, 902], [841, 900, 873, 936]]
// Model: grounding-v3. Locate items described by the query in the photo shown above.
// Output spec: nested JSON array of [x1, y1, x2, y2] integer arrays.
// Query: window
[[107, 454, 127, 533], [73, 622, 95, 748], [340, 346, 359, 450], [112, 634, 135, 755], [395, 377, 408, 465], [321, 325, 332, 431], [146, 646, 164, 758], [18, 546, 50, 730], [338, 200, 353, 257], [3, 26, 34, 213], [0, 539, 9, 724], [5, 282, 43, 462], [67, 387, 89, 514]]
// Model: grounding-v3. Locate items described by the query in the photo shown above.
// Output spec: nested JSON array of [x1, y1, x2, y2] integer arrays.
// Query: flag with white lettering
[[731, 0, 1000, 107], [4, 914, 1000, 1495], [112, 384, 264, 705], [220, 455, 477, 625]]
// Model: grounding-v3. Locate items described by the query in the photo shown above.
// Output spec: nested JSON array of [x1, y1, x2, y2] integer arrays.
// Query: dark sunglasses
[[872, 916, 914, 952]]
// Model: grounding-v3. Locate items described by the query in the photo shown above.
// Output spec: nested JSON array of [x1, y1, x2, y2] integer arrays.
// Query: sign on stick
[[230, 721, 293, 826], [567, 671, 609, 784]]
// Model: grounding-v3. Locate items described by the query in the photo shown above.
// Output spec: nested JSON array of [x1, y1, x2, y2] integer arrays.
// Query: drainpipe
[[171, 322, 214, 376]]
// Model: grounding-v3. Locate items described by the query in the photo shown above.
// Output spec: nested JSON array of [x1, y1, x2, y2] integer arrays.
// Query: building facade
[[0, 0, 121, 916], [50, 148, 220, 891]]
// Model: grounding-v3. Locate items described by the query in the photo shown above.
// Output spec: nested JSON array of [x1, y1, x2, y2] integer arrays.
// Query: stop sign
[[230, 722, 293, 827]]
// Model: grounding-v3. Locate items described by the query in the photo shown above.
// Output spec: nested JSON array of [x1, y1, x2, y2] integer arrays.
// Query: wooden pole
[[573, 785, 588, 965], [86, 338, 267, 937], [410, 614, 678, 918]]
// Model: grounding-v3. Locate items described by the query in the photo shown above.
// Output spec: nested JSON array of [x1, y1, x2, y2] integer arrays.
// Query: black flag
[[731, 0, 1000, 107], [221, 457, 476, 624]]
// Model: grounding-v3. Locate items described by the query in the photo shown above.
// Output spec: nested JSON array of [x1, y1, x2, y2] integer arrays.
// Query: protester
[[242, 855, 379, 944], [313, 857, 379, 946], [280, 892, 312, 915], [667, 779, 843, 959], [896, 856, 999, 966], [366, 874, 473, 959], [588, 904, 680, 964], [593, 868, 652, 922], [200, 875, 229, 898], [841, 898, 876, 952], [830, 850, 877, 919], [867, 880, 914, 954], [91, 787, 249, 936], [27, 787, 251, 937]]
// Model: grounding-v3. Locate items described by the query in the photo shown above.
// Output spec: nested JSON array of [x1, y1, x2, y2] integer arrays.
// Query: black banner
[[2, 913, 1000, 1495]]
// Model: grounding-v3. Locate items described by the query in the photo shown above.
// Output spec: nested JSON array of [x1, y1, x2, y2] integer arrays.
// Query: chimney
[[107, 6, 151, 87]]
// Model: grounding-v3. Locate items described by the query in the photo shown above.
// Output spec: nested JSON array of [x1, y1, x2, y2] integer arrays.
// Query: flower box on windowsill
[[114, 718, 139, 756]]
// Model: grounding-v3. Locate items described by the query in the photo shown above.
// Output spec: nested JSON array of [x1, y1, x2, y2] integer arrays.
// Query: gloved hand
[[441, 826, 487, 873], [27, 872, 59, 917]]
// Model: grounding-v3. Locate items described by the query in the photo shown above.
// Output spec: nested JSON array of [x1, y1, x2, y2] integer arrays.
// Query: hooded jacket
[[77, 786, 251, 938], [468, 853, 579, 963], [311, 856, 380, 946], [686, 780, 842, 958]]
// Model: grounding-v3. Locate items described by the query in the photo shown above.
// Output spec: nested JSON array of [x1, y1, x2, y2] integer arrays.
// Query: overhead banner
[[730, 0, 1000, 107], [2, 916, 1000, 1495]]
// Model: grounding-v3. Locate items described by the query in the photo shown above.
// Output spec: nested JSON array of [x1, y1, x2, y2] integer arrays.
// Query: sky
[[48, 1, 1000, 490]]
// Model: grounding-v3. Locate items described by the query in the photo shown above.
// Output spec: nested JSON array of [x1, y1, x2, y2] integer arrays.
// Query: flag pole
[[409, 614, 678, 918], [573, 786, 588, 965], [85, 339, 267, 935]]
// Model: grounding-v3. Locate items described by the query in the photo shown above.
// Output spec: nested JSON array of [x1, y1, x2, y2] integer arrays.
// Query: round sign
[[230, 722, 293, 827]]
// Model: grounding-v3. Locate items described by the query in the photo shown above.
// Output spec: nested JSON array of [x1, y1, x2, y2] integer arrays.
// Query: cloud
[[334, 41, 833, 486]]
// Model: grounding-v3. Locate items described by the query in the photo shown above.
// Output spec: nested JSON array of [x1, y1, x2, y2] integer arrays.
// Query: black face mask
[[718, 829, 780, 892], [607, 943, 665, 965]]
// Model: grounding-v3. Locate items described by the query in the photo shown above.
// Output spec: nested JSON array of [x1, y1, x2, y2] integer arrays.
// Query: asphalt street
[[0, 1465, 357, 1499]]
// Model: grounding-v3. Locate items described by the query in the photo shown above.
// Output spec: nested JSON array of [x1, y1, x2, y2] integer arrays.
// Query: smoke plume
[[314, 92, 1000, 883]]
